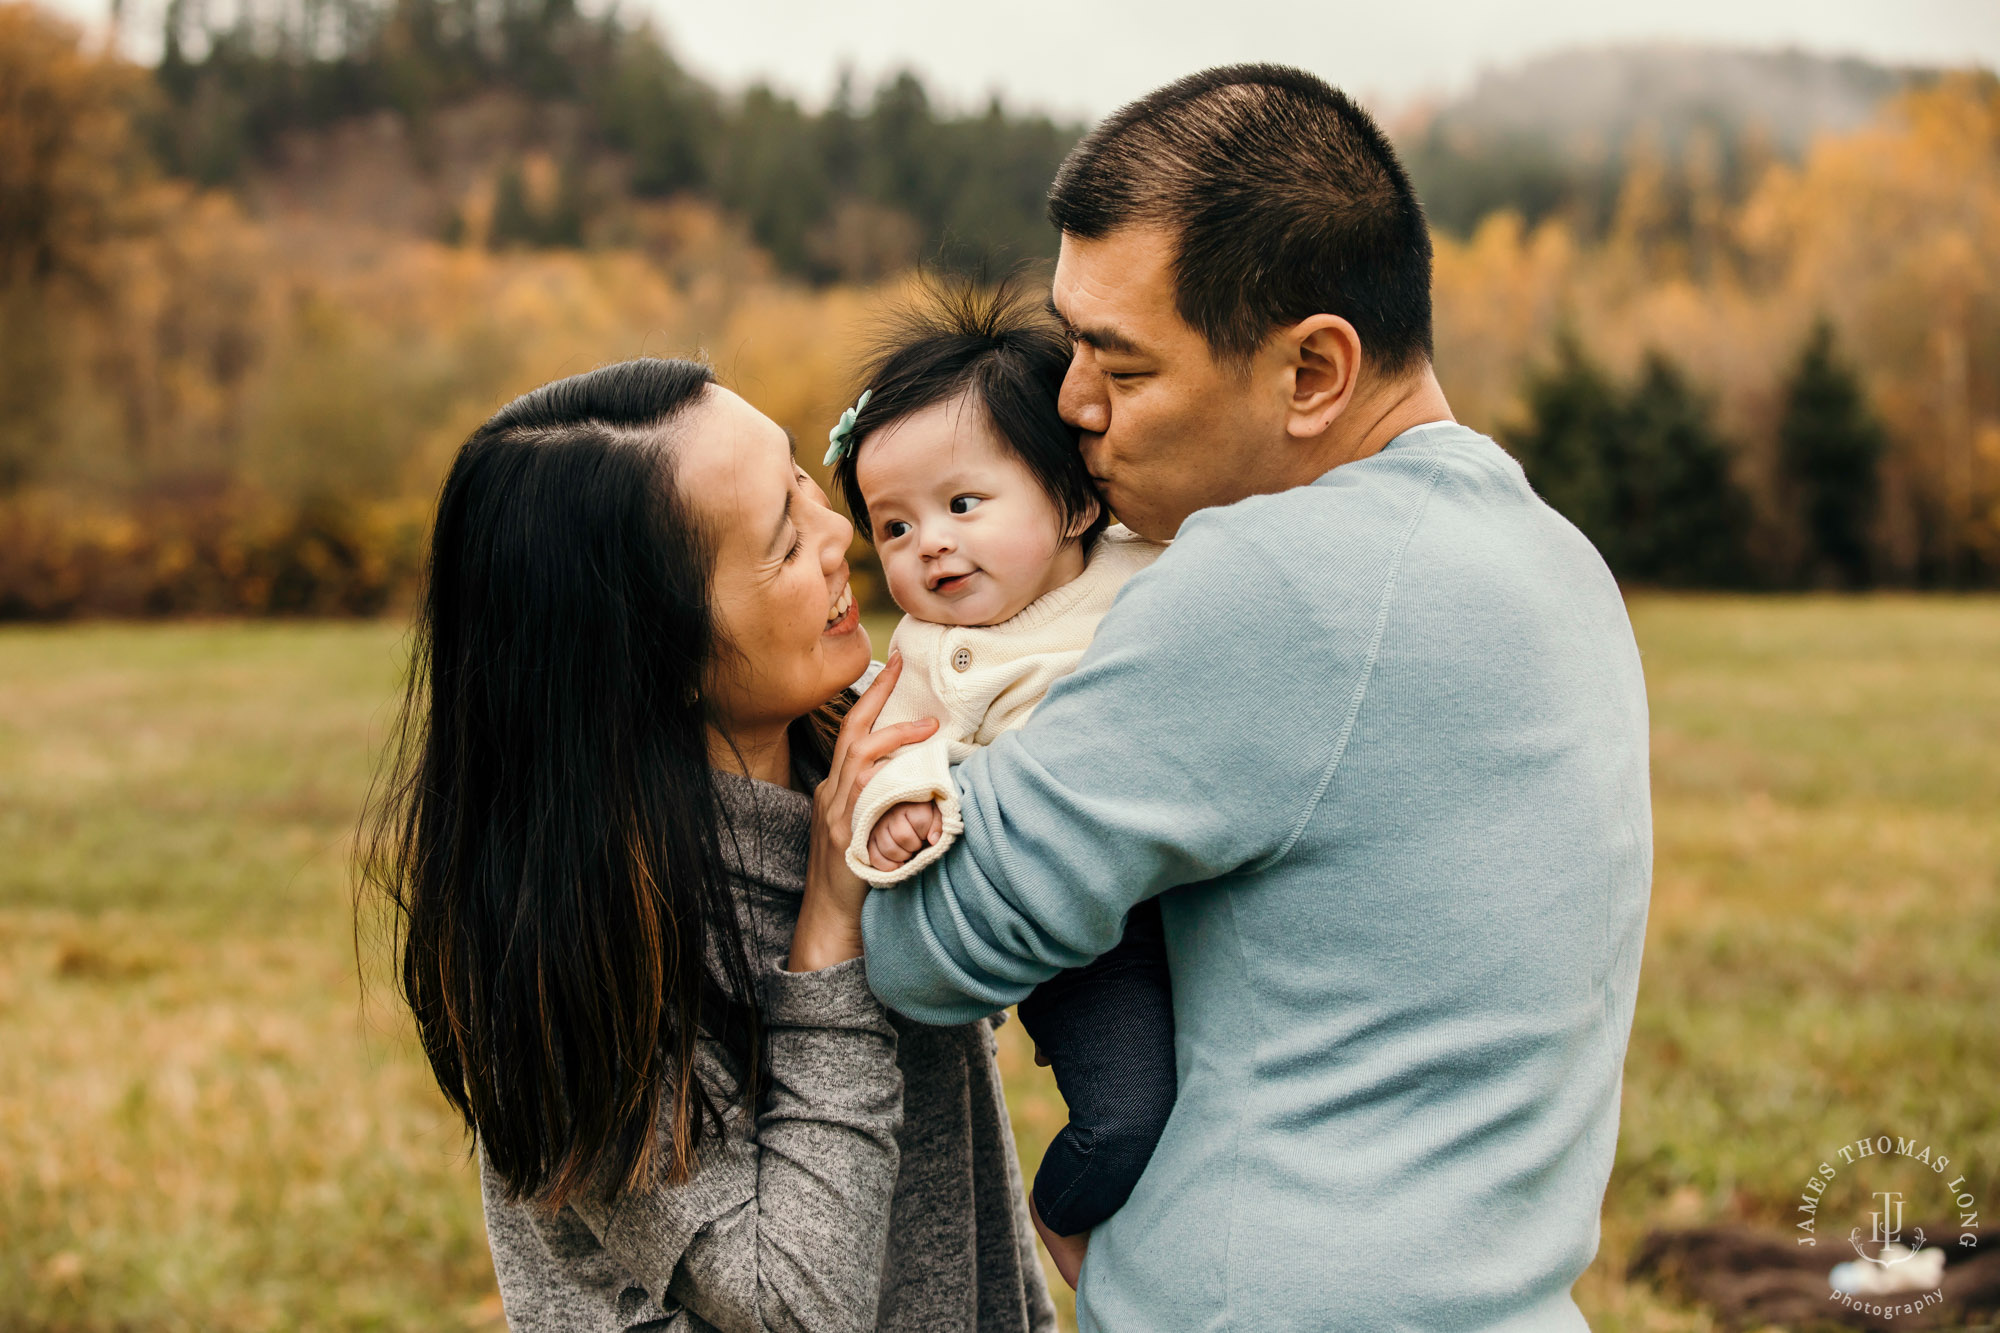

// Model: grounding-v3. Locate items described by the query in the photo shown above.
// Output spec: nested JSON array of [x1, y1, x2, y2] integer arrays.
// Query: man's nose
[[1058, 351, 1110, 436]]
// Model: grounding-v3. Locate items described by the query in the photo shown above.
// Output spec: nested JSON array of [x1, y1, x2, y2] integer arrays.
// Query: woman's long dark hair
[[361, 358, 824, 1210]]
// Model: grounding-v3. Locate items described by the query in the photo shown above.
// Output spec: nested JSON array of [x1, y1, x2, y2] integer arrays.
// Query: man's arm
[[861, 509, 1381, 1024]]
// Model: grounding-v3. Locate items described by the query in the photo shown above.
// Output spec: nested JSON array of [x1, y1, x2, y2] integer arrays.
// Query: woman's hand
[[789, 652, 939, 973]]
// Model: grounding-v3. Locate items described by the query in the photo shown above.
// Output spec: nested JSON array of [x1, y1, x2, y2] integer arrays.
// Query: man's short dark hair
[[1048, 64, 1433, 375]]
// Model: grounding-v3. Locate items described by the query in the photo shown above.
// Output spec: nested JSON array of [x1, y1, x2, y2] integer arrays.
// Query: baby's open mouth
[[929, 570, 976, 594]]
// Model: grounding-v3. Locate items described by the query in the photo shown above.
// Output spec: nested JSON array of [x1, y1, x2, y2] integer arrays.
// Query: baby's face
[[855, 391, 1086, 627]]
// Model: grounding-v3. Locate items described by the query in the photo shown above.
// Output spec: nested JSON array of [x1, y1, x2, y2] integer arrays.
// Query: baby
[[828, 280, 1177, 1264]]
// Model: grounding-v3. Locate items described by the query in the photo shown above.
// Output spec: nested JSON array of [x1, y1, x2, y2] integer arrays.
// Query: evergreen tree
[[1777, 319, 1886, 588], [1503, 332, 1624, 563], [1617, 351, 1752, 586], [488, 164, 538, 248], [1506, 338, 1753, 585]]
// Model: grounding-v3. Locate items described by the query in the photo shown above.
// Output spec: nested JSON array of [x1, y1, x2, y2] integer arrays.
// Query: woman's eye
[[883, 520, 910, 540], [949, 495, 983, 515], [783, 526, 804, 561]]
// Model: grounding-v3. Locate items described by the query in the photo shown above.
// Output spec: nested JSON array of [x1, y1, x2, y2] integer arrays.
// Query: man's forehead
[[1052, 226, 1182, 347]]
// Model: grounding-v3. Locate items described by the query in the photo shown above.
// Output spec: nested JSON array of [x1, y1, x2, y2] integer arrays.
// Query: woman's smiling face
[[679, 385, 869, 752], [855, 391, 1092, 627]]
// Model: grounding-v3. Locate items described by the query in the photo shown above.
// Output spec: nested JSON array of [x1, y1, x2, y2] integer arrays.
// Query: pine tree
[[1777, 319, 1886, 588], [488, 164, 538, 248], [1504, 332, 1625, 564], [1506, 338, 1753, 585], [1617, 351, 1752, 586]]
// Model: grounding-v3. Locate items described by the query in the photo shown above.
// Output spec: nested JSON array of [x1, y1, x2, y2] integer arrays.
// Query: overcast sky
[[59, 0, 2000, 119], [646, 0, 1997, 119]]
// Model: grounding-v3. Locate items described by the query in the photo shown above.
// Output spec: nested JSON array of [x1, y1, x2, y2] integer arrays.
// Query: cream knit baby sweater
[[846, 525, 1164, 886]]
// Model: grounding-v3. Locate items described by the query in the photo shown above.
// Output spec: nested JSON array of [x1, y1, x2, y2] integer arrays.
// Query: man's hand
[[866, 800, 942, 872]]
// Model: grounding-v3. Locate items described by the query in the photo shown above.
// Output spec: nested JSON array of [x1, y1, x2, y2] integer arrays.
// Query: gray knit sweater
[[479, 766, 1057, 1333]]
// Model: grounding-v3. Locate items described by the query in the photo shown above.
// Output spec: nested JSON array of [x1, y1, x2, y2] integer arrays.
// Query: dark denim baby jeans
[[1013, 897, 1177, 1237]]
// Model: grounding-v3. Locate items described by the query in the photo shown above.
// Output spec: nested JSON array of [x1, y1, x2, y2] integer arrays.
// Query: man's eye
[[949, 495, 983, 515], [882, 520, 910, 539]]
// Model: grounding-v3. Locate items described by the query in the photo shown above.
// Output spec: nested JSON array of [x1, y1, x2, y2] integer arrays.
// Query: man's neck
[[1302, 364, 1455, 480]]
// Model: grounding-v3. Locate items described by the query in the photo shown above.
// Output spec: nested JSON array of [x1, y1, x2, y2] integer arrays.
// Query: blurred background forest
[[2, 0, 1997, 615], [3, 7, 1997, 1330]]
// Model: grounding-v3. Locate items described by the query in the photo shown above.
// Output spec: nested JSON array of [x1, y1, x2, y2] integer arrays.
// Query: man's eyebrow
[[1045, 298, 1142, 356]]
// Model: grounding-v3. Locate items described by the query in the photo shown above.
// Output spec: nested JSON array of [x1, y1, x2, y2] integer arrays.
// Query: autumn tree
[[0, 2, 153, 491], [0, 3, 149, 287]]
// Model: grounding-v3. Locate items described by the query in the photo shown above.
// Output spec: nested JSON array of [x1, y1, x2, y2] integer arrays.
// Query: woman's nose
[[820, 507, 853, 572], [1058, 349, 1110, 436]]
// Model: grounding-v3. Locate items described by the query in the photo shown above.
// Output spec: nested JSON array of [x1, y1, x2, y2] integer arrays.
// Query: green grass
[[0, 599, 1994, 1330]]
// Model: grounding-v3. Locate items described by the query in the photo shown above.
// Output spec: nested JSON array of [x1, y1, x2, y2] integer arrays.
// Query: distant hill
[[150, 15, 1972, 266], [146, 0, 1082, 283], [1397, 44, 1947, 236]]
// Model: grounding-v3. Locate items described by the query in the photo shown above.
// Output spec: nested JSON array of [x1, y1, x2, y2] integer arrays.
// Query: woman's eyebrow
[[768, 488, 793, 555], [764, 428, 801, 552]]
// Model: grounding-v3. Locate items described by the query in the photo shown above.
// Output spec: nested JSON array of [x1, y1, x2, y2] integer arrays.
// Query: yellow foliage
[[4, 3, 1999, 610], [1431, 76, 2000, 578], [0, 1, 149, 286]]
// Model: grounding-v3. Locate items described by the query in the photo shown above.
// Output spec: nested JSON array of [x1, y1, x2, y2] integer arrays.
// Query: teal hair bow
[[823, 389, 872, 467]]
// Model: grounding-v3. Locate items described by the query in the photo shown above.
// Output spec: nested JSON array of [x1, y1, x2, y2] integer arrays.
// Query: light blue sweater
[[860, 422, 1652, 1332]]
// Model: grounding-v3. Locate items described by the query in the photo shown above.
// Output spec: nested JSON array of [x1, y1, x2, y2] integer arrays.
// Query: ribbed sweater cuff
[[764, 956, 893, 1033]]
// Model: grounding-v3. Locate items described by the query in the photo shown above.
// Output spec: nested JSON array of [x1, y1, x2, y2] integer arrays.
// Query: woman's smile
[[824, 581, 860, 635]]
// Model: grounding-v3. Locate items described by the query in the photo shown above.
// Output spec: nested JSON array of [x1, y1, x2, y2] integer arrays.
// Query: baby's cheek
[[882, 549, 926, 612], [996, 522, 1064, 582]]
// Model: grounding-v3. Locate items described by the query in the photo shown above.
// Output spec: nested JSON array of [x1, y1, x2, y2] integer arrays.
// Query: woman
[[363, 358, 1057, 1332]]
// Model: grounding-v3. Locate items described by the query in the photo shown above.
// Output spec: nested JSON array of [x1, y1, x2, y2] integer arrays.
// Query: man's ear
[[1282, 314, 1362, 440]]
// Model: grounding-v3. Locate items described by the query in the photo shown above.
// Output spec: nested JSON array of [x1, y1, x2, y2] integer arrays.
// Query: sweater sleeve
[[845, 731, 965, 886], [843, 618, 970, 887], [574, 956, 904, 1333], [861, 507, 1391, 1024]]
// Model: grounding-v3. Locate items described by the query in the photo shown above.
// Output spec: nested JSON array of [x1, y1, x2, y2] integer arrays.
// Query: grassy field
[[0, 598, 1994, 1330]]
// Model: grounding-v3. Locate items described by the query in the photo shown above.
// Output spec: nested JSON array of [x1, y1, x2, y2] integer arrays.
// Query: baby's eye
[[949, 495, 983, 515], [882, 519, 911, 540]]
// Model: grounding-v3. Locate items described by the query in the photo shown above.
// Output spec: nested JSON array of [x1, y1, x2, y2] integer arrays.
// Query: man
[[859, 64, 1651, 1331]]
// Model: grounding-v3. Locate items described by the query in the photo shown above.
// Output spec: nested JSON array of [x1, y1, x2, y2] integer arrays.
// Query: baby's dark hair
[[831, 276, 1106, 550]]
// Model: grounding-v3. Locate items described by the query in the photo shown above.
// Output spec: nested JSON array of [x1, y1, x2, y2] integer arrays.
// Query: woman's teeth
[[825, 584, 853, 628]]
